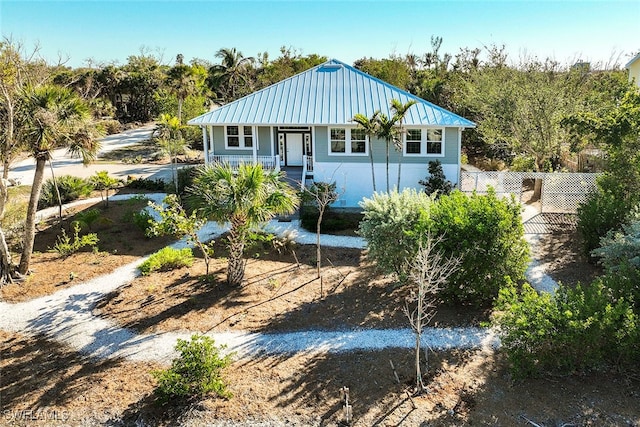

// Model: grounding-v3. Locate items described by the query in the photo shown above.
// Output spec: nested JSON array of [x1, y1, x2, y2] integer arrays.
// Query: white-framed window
[[403, 128, 444, 156], [328, 127, 368, 156], [225, 125, 254, 149]]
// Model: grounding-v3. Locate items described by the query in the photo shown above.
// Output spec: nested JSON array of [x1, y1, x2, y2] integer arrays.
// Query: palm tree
[[17, 84, 99, 275], [166, 54, 196, 122], [375, 113, 400, 193], [208, 48, 254, 103], [390, 98, 417, 190], [352, 111, 380, 192], [155, 113, 188, 192], [187, 163, 299, 286]]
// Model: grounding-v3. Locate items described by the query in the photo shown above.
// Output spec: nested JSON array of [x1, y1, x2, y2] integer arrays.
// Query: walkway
[[0, 195, 557, 363]]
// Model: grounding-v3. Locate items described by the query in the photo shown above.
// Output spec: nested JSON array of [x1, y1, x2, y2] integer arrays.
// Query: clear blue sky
[[1, 0, 638, 69]]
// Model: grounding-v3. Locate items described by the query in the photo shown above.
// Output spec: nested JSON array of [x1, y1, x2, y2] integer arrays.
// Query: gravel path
[[1, 194, 556, 363]]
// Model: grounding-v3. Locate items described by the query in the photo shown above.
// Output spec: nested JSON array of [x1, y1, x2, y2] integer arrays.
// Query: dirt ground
[[1, 199, 638, 426]]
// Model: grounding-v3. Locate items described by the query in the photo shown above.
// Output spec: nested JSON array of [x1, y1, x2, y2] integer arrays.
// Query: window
[[403, 128, 444, 156], [226, 125, 254, 149], [351, 128, 366, 153], [330, 128, 346, 153], [329, 127, 368, 155], [406, 129, 422, 154], [426, 129, 442, 154]]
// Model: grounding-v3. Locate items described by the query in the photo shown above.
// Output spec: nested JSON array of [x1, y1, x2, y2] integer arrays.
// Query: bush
[[577, 185, 632, 259], [495, 280, 640, 378], [126, 176, 167, 192], [100, 119, 122, 135], [431, 190, 529, 304], [38, 175, 93, 209], [72, 208, 110, 231], [51, 223, 99, 256], [591, 216, 640, 272], [300, 208, 362, 234], [358, 189, 433, 280], [153, 334, 232, 405], [177, 166, 198, 196], [138, 246, 194, 275], [419, 160, 453, 197], [131, 209, 155, 234], [509, 155, 536, 172]]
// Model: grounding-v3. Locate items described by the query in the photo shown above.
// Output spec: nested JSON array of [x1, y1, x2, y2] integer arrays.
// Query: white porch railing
[[305, 155, 313, 173], [208, 154, 280, 171]]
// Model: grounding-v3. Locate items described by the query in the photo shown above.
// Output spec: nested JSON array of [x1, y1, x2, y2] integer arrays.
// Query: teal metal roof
[[188, 59, 475, 128]]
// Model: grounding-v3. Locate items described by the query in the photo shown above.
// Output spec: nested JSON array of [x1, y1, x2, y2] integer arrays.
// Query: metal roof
[[188, 59, 475, 128], [625, 52, 640, 69]]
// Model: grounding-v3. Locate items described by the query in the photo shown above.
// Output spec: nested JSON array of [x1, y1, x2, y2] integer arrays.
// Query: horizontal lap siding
[[314, 126, 459, 165]]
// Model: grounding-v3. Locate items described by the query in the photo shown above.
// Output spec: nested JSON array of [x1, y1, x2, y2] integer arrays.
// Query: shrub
[[577, 185, 632, 259], [431, 190, 529, 304], [152, 334, 232, 404], [51, 222, 99, 256], [495, 280, 640, 378], [138, 246, 194, 275], [358, 189, 433, 280], [72, 208, 110, 231], [130, 209, 155, 234], [126, 176, 167, 191], [38, 175, 93, 209], [100, 119, 122, 135], [177, 166, 198, 196], [509, 155, 536, 172], [591, 216, 640, 272], [419, 160, 453, 197]]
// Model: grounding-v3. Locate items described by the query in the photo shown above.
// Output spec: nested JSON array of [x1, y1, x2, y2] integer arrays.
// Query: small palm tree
[[156, 114, 188, 192], [18, 84, 99, 275], [187, 163, 299, 286], [352, 111, 380, 192], [390, 99, 417, 189], [375, 113, 400, 193]]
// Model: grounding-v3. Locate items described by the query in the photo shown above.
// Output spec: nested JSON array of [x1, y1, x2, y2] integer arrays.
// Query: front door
[[286, 133, 304, 166]]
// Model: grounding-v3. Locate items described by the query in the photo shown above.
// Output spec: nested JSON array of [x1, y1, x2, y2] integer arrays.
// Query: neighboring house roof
[[188, 59, 475, 128], [625, 52, 640, 69]]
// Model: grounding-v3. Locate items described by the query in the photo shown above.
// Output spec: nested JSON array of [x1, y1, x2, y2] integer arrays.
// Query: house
[[626, 52, 640, 88], [187, 59, 475, 207]]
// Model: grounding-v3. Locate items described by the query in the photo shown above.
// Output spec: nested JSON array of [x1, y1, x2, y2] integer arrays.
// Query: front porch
[[208, 154, 314, 190]]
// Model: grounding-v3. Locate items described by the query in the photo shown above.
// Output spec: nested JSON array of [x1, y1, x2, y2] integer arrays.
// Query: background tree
[[17, 84, 98, 275], [419, 160, 453, 197], [187, 163, 299, 286], [354, 55, 412, 90], [166, 53, 196, 122], [208, 48, 255, 103]]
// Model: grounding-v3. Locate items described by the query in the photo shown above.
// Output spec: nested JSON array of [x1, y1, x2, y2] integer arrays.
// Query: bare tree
[[301, 181, 339, 280], [403, 234, 461, 394]]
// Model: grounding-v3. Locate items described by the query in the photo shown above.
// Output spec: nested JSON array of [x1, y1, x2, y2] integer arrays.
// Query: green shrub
[[152, 334, 232, 404], [358, 189, 433, 279], [577, 185, 632, 259], [300, 207, 362, 234], [72, 208, 111, 231], [100, 119, 122, 135], [592, 216, 640, 272], [130, 209, 155, 234], [51, 222, 99, 256], [431, 190, 529, 304], [418, 160, 453, 197], [495, 280, 640, 378], [177, 166, 198, 196], [509, 155, 536, 172], [126, 176, 167, 192], [138, 247, 194, 275], [38, 175, 93, 209]]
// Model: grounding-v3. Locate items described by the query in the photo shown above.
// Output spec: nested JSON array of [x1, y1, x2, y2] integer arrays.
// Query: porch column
[[208, 126, 214, 163], [252, 126, 258, 164], [202, 126, 208, 166]]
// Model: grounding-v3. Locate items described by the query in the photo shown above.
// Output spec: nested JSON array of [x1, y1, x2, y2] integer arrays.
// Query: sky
[[1, 0, 638, 69]]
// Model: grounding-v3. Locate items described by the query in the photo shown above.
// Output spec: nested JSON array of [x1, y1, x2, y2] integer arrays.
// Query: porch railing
[[305, 155, 313, 173], [208, 154, 280, 171]]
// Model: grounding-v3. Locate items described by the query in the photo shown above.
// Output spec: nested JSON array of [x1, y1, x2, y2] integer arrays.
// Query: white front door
[[286, 133, 304, 166]]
